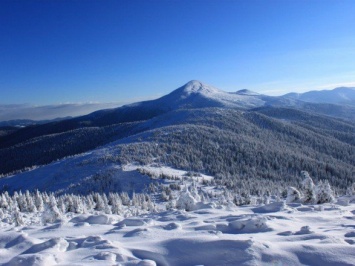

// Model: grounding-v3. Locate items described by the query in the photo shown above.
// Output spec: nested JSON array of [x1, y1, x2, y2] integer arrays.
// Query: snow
[[0, 152, 154, 195], [1, 201, 355, 265], [154, 80, 267, 110], [283, 87, 355, 106]]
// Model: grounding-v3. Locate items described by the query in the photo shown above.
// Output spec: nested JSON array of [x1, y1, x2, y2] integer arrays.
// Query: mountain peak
[[181, 80, 221, 95]]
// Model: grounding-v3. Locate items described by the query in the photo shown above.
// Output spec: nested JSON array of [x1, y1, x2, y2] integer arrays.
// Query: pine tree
[[42, 195, 62, 224], [16, 192, 28, 212], [0, 194, 9, 210], [94, 193, 105, 211], [102, 194, 111, 214], [120, 192, 130, 206], [86, 194, 96, 212], [25, 191, 37, 212], [13, 208, 24, 226], [315, 180, 335, 204], [301, 171, 316, 204], [110, 193, 122, 215], [34, 190, 44, 212]]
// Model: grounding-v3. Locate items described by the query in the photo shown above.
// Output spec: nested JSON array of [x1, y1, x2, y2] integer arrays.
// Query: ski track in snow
[[1, 201, 355, 266]]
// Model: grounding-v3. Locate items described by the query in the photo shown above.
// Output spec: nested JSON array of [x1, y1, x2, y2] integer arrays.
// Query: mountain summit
[[178, 80, 221, 95], [156, 80, 265, 109]]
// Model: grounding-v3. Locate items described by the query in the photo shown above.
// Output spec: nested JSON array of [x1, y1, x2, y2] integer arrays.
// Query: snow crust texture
[[1, 201, 355, 266]]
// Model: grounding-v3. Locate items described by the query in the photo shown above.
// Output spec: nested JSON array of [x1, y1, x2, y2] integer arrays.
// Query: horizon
[[1, 0, 355, 105], [2, 79, 355, 105], [0, 81, 354, 122]]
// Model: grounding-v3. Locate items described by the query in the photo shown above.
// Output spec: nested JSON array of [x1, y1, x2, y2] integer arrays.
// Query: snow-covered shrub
[[301, 171, 316, 204], [315, 180, 335, 204], [234, 191, 251, 206], [286, 187, 301, 203], [176, 188, 197, 211]]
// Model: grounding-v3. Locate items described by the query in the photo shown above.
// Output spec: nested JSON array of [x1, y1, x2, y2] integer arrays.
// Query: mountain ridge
[[0, 80, 354, 185], [283, 86, 355, 106]]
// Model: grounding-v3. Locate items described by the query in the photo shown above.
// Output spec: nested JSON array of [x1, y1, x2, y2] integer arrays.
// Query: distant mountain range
[[0, 81, 354, 195], [283, 87, 355, 106]]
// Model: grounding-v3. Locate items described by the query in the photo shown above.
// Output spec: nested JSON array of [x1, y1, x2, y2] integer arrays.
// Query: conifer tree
[[301, 171, 316, 204], [315, 180, 335, 204]]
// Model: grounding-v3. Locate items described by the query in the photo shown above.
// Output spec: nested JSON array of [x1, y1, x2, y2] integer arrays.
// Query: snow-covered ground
[[1, 199, 355, 266], [1, 144, 354, 265]]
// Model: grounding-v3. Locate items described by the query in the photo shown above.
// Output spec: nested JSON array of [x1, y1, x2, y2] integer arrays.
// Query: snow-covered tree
[[301, 171, 316, 204], [109, 193, 122, 215], [346, 183, 355, 196], [120, 192, 130, 206], [42, 195, 62, 224], [234, 190, 252, 206], [176, 188, 196, 211], [315, 180, 335, 204], [286, 187, 301, 203], [189, 181, 201, 202], [85, 194, 96, 212], [16, 191, 28, 212], [66, 195, 76, 213], [102, 194, 111, 214], [25, 190, 37, 212], [73, 195, 86, 214], [34, 190, 44, 212], [0, 193, 9, 210], [13, 208, 24, 226]]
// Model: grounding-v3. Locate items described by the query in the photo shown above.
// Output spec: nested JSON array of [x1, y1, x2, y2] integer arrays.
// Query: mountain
[[0, 81, 354, 195], [0, 81, 267, 150], [3, 80, 352, 151], [283, 87, 355, 106]]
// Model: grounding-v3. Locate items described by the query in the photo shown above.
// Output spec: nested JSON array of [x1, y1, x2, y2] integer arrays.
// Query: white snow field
[[1, 199, 355, 266]]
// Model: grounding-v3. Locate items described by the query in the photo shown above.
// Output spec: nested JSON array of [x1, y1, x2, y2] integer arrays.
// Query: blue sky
[[1, 0, 355, 105]]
